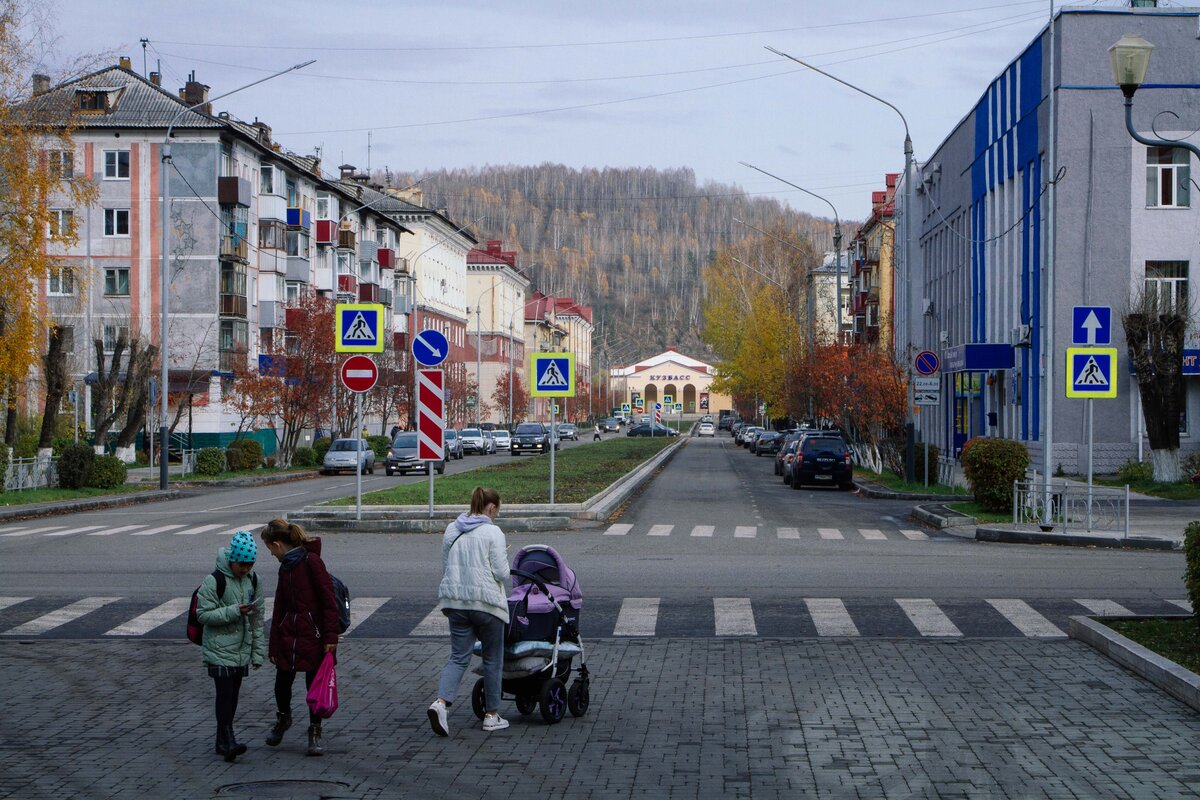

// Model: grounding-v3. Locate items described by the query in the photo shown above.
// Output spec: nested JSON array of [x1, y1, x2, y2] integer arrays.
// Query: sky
[[41, 0, 1113, 222]]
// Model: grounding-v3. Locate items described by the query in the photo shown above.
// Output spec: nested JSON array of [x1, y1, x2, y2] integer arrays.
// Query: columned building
[[609, 350, 732, 419]]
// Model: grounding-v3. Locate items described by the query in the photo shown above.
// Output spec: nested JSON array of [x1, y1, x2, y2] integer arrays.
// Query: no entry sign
[[340, 355, 378, 393]]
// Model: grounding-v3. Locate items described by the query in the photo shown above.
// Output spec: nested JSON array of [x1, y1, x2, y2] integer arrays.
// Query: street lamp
[[1109, 35, 1200, 159], [158, 58, 314, 490]]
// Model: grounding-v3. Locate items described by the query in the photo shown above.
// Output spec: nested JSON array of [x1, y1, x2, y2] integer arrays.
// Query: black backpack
[[303, 554, 351, 634], [187, 570, 258, 645]]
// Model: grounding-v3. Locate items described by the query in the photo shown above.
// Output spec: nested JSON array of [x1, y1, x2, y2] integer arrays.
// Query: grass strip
[[324, 437, 677, 506], [1104, 617, 1200, 675], [854, 468, 969, 496], [180, 466, 313, 483], [0, 484, 149, 507], [943, 501, 1012, 523], [1093, 477, 1200, 501]]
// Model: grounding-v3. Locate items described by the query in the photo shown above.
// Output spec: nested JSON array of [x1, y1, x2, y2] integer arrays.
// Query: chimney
[[149, 71, 161, 87], [339, 163, 357, 180], [118, 56, 132, 70], [180, 70, 211, 113], [31, 73, 50, 96], [251, 119, 272, 145]]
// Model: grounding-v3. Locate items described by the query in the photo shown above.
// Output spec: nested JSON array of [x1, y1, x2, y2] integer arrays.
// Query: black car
[[753, 431, 783, 456], [790, 435, 853, 490], [600, 417, 621, 432], [511, 421, 554, 455], [626, 422, 680, 437], [384, 431, 447, 476]]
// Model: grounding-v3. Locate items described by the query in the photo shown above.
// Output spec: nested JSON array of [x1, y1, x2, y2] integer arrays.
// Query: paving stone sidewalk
[[2, 638, 1198, 799]]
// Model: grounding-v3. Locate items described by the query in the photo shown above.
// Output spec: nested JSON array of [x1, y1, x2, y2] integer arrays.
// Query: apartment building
[[466, 241, 530, 425]]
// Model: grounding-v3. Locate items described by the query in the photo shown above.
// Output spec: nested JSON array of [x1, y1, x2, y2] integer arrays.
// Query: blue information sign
[[412, 329, 449, 367], [1072, 306, 1111, 345]]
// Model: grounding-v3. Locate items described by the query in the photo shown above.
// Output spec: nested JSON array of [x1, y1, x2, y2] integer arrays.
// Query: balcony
[[219, 234, 248, 263], [379, 287, 393, 307], [315, 219, 337, 246], [377, 247, 395, 269], [337, 273, 357, 294], [285, 306, 306, 330], [259, 300, 284, 329], [259, 194, 287, 222], [219, 293, 248, 318], [358, 283, 379, 303], [864, 246, 880, 264], [286, 207, 312, 229], [337, 229, 356, 250], [286, 256, 310, 283], [218, 176, 251, 207], [852, 291, 868, 314]]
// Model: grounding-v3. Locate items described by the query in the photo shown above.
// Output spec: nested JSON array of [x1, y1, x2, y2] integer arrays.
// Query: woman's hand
[[269, 655, 277, 665], [325, 643, 337, 653], [238, 604, 253, 616]]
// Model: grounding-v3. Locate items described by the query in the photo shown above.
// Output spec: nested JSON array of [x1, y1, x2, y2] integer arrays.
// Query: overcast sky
[[46, 0, 1096, 221]]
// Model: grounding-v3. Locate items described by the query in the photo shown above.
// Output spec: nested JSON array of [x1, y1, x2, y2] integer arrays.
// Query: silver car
[[321, 438, 375, 475], [491, 429, 511, 450]]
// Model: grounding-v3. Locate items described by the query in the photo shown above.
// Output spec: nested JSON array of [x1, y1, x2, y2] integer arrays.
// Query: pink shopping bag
[[306, 653, 339, 719]]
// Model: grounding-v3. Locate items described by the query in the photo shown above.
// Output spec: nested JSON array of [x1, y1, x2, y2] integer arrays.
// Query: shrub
[[913, 443, 940, 485], [1116, 459, 1153, 484], [89, 454, 127, 489], [13, 434, 38, 460], [51, 437, 76, 458], [960, 437, 1029, 512], [313, 438, 332, 463], [294, 447, 317, 467], [197, 447, 226, 476], [367, 435, 391, 459], [225, 438, 263, 471], [1183, 452, 1200, 480], [1186, 522, 1200, 631], [57, 443, 96, 489]]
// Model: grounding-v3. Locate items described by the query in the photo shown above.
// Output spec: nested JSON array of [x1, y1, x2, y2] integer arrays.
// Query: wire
[[926, 165, 1067, 245]]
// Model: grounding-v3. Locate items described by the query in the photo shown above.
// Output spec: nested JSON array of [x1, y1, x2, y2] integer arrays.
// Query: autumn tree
[[491, 368, 529, 426], [35, 324, 67, 453], [1124, 287, 1188, 481], [113, 338, 158, 460], [369, 341, 411, 436]]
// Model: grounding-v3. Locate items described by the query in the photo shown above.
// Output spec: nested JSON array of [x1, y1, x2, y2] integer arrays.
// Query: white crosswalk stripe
[[986, 599, 1066, 638], [173, 524, 225, 536], [900, 529, 929, 541], [818, 528, 843, 540], [0, 526, 65, 537], [714, 598, 757, 636], [105, 598, 190, 636], [604, 524, 632, 536], [859, 528, 886, 540], [777, 527, 800, 539], [690, 525, 714, 537], [646, 524, 673, 537], [409, 607, 447, 636], [0, 597, 31, 612], [89, 525, 148, 536], [44, 525, 108, 537], [896, 598, 962, 637], [1168, 599, 1193, 612], [613, 597, 659, 636], [805, 598, 859, 636], [1075, 599, 1134, 616], [734, 526, 756, 538], [343, 597, 390, 636], [2, 597, 121, 636], [214, 523, 259, 537], [128, 524, 187, 536]]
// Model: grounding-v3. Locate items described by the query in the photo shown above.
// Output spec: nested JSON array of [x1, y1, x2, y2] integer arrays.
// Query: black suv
[[789, 435, 853, 490], [511, 421, 554, 455]]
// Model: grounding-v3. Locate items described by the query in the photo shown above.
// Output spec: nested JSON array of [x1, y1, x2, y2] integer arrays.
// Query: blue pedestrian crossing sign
[[621, 403, 631, 414], [412, 328, 449, 367], [335, 303, 384, 353], [530, 352, 575, 397], [1066, 347, 1117, 398]]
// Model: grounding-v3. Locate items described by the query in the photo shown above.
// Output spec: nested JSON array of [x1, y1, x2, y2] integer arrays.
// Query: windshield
[[391, 433, 419, 448], [330, 440, 359, 451], [462, 429, 481, 437], [515, 423, 542, 434], [445, 430, 457, 440]]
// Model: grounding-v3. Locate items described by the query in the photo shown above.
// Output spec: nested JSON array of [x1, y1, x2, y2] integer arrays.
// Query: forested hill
[[401, 164, 837, 363]]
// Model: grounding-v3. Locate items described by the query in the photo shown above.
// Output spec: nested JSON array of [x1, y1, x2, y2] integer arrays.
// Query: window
[[47, 150, 73, 180], [219, 320, 249, 352], [220, 262, 247, 296], [376, 228, 390, 248], [104, 267, 130, 296], [1145, 261, 1188, 315], [48, 208, 73, 239], [316, 193, 331, 220], [259, 220, 286, 250], [285, 228, 310, 258], [260, 164, 275, 195], [337, 251, 356, 275], [103, 324, 129, 353], [77, 90, 107, 112], [48, 267, 74, 295], [220, 143, 234, 178], [103, 150, 129, 179], [103, 208, 129, 237], [1147, 147, 1190, 208], [286, 177, 298, 207], [58, 326, 74, 354], [285, 281, 302, 307]]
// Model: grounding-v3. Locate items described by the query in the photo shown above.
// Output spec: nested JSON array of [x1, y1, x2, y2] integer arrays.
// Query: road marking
[[613, 597, 659, 636], [43, 525, 108, 537], [647, 525, 673, 537], [859, 528, 887, 540], [900, 529, 929, 541], [896, 598, 962, 637], [2, 597, 121, 636], [776, 527, 800, 539], [604, 524, 632, 536], [805, 598, 859, 636], [207, 489, 313, 511], [0, 526, 65, 537], [213, 523, 259, 538], [87, 525, 146, 536], [0, 527, 26, 535], [690, 525, 714, 537], [1168, 599, 1193, 612], [1074, 599, 1134, 617], [986, 599, 1066, 638], [174, 524, 225, 536], [818, 528, 843, 540], [0, 597, 31, 612], [105, 598, 190, 636], [409, 607, 447, 636], [714, 598, 757, 636], [734, 526, 757, 538], [128, 524, 188, 536], [343, 597, 390, 636]]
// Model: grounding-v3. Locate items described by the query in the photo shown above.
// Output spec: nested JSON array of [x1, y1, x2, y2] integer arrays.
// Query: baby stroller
[[471, 544, 590, 724]]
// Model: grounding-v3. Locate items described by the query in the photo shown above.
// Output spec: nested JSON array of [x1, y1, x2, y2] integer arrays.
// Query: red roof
[[525, 290, 592, 324]]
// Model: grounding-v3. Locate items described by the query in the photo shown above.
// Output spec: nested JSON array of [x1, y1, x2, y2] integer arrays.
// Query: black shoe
[[224, 725, 247, 762], [306, 724, 324, 757], [265, 712, 292, 747], [215, 727, 228, 758]]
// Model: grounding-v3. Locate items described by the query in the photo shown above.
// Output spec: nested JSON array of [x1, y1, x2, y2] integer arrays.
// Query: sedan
[[491, 430, 511, 450], [697, 422, 715, 437], [558, 423, 579, 441], [601, 418, 621, 432], [321, 438, 375, 475], [626, 422, 680, 437], [753, 431, 783, 456]]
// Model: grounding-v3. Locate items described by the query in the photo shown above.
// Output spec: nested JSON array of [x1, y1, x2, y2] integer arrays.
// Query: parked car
[[443, 428, 465, 460], [718, 416, 735, 431], [601, 417, 621, 433], [491, 429, 512, 450], [558, 423, 579, 441], [481, 430, 498, 454], [460, 428, 487, 455], [321, 438, 375, 475], [697, 421, 715, 437], [753, 431, 783, 456], [700, 414, 714, 424], [777, 439, 800, 481], [640, 415, 652, 423], [511, 421, 554, 455], [789, 435, 853, 490], [626, 422, 680, 437], [738, 426, 763, 447], [384, 431, 446, 476]]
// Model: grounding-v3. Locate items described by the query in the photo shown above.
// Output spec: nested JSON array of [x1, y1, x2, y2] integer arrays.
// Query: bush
[[89, 454, 127, 489], [313, 438, 332, 463], [226, 438, 263, 471], [367, 435, 391, 459], [961, 437, 1029, 512], [51, 437, 76, 458], [294, 447, 317, 467], [1116, 459, 1153, 484], [1183, 452, 1200, 481], [57, 443, 95, 489], [197, 447, 226, 476], [913, 443, 940, 485], [1186, 522, 1200, 631], [13, 434, 38, 460]]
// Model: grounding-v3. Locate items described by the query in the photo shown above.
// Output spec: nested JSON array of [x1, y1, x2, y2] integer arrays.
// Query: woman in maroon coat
[[260, 519, 339, 756]]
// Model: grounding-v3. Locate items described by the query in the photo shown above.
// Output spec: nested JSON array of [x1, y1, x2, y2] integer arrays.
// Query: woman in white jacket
[[428, 486, 511, 736]]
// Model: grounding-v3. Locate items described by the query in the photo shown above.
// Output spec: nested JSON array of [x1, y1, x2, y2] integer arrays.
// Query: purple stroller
[[471, 544, 590, 724]]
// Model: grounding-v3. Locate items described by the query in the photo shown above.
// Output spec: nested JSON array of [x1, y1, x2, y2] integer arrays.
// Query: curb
[[1069, 615, 1200, 713], [854, 478, 972, 502], [0, 489, 183, 523], [911, 503, 978, 538], [168, 470, 319, 489], [975, 525, 1179, 550]]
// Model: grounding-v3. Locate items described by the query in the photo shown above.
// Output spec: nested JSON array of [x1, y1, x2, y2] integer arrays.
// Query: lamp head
[[1108, 33, 1153, 99]]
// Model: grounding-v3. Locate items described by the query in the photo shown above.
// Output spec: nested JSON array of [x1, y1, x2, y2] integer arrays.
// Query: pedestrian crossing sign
[[335, 303, 385, 353], [530, 352, 575, 397], [1066, 347, 1117, 398]]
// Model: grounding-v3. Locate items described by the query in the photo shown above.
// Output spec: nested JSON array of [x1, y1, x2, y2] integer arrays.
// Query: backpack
[[187, 569, 258, 645], [303, 554, 351, 634]]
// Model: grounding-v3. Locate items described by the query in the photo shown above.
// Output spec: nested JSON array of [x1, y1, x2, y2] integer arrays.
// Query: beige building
[[466, 241, 530, 425], [523, 291, 593, 421], [610, 350, 732, 418]]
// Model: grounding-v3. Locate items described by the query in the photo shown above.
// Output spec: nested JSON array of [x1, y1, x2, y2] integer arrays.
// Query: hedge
[[1186, 522, 1200, 631], [294, 447, 317, 467], [226, 438, 263, 471], [197, 447, 226, 476], [313, 438, 332, 463], [58, 444, 96, 489], [367, 435, 391, 459], [960, 437, 1029, 512], [89, 454, 127, 489]]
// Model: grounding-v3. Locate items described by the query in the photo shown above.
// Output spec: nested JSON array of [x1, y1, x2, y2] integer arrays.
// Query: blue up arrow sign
[[1072, 306, 1111, 346]]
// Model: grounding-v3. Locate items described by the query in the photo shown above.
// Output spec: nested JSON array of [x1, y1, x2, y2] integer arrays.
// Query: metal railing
[[4, 457, 58, 492], [1013, 480, 1129, 536], [179, 449, 198, 477]]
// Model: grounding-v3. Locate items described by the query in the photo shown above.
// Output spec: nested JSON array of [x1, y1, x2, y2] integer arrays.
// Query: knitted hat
[[228, 530, 257, 564]]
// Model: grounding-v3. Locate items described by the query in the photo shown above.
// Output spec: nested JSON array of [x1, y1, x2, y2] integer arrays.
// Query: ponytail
[[259, 517, 310, 548], [469, 486, 501, 516]]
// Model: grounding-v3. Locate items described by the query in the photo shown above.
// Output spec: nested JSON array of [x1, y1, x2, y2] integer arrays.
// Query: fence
[[180, 449, 197, 477], [1012, 479, 1130, 536], [4, 457, 58, 492]]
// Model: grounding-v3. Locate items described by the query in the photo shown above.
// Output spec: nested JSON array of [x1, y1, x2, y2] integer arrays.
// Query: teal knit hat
[[228, 530, 257, 564]]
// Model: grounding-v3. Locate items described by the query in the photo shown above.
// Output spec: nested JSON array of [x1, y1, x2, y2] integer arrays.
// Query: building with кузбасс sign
[[608, 350, 731, 417]]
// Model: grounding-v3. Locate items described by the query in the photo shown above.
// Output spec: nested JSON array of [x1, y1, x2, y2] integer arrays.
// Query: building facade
[[466, 240, 530, 425], [848, 174, 897, 349], [609, 350, 733, 419]]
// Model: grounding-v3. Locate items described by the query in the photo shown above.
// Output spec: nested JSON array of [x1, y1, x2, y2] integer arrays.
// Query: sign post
[[417, 369, 446, 517], [531, 353, 576, 505], [340, 355, 379, 520], [913, 351, 941, 487], [1066, 344, 1118, 528]]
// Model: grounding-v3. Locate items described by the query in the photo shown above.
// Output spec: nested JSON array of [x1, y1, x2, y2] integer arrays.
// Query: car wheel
[[437, 461, 446, 475], [385, 468, 395, 476], [791, 474, 803, 490]]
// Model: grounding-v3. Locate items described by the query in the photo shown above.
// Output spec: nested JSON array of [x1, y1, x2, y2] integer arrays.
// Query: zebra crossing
[[604, 522, 931, 541], [0, 594, 1188, 640], [0, 521, 262, 539]]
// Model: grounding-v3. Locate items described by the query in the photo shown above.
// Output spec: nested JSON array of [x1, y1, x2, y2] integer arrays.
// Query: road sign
[[621, 403, 631, 414], [674, 403, 682, 412], [663, 394, 673, 405], [339, 355, 378, 393], [417, 369, 445, 461], [552, 403, 560, 414], [1072, 306, 1111, 345], [336, 303, 384, 353], [530, 352, 575, 397], [654, 402, 662, 411], [1066, 347, 1118, 398], [412, 328, 449, 366], [914, 350, 940, 376], [655, 408, 662, 424]]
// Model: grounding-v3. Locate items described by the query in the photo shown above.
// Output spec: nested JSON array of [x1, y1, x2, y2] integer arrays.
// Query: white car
[[698, 422, 715, 437], [491, 430, 512, 450]]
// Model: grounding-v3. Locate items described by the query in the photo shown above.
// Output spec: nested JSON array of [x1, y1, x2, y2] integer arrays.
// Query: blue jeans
[[437, 609, 505, 712]]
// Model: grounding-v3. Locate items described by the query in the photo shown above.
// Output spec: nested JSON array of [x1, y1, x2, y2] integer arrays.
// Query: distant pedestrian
[[593, 424, 602, 441], [428, 486, 511, 736], [260, 518, 340, 757], [196, 530, 264, 762]]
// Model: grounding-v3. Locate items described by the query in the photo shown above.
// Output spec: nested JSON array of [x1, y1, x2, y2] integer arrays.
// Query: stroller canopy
[[511, 545, 582, 605]]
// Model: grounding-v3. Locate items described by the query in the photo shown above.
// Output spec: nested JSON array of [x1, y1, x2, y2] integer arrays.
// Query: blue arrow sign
[[412, 329, 449, 367], [1072, 306, 1111, 345]]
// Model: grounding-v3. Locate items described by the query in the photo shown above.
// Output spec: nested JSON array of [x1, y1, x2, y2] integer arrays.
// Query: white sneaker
[[482, 712, 509, 732], [428, 700, 449, 737]]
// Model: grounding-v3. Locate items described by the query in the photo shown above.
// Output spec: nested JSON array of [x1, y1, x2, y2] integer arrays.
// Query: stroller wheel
[[567, 679, 590, 717], [539, 678, 567, 725], [471, 678, 486, 720], [516, 695, 537, 716]]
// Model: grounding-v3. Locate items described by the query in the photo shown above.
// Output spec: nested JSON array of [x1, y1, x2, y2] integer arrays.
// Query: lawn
[[0, 484, 149, 507], [1094, 476, 1200, 501], [1105, 617, 1200, 675], [325, 436, 677, 506], [180, 466, 314, 483], [854, 468, 970, 496], [943, 501, 1012, 524]]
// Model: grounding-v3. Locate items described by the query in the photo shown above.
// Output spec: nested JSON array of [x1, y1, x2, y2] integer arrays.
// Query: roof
[[616, 349, 714, 376], [27, 65, 223, 129], [335, 180, 477, 244], [525, 291, 593, 325]]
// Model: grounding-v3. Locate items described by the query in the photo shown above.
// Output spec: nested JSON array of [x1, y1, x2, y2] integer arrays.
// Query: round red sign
[[340, 355, 378, 393]]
